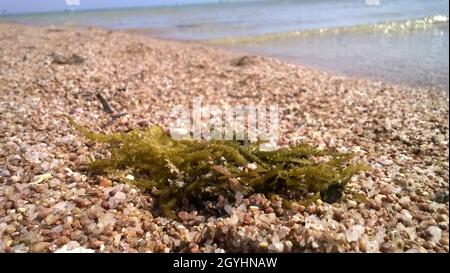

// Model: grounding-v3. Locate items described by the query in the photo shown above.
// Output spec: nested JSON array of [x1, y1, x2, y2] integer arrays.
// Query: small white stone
[[17, 207, 26, 213], [225, 214, 239, 225], [224, 204, 232, 215], [398, 196, 410, 207], [347, 200, 357, 208], [234, 192, 243, 206], [98, 212, 116, 227], [54, 201, 67, 212], [66, 241, 81, 249], [173, 180, 185, 188], [215, 248, 225, 253], [64, 167, 73, 176], [426, 226, 442, 243], [268, 242, 284, 253], [30, 173, 52, 184], [400, 209, 413, 222], [125, 174, 134, 180], [108, 192, 127, 208], [55, 245, 95, 253], [113, 191, 126, 201], [284, 241, 293, 251], [346, 225, 365, 242]]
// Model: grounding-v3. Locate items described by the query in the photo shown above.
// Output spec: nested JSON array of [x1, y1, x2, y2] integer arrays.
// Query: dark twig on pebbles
[[96, 92, 127, 121], [96, 93, 114, 114], [50, 53, 85, 65]]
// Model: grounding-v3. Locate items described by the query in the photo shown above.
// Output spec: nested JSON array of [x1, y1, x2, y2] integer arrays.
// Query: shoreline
[[120, 27, 450, 93], [2, 18, 448, 93], [0, 22, 448, 253]]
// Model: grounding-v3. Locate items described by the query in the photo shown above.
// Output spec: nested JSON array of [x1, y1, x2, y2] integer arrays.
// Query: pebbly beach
[[0, 22, 448, 253]]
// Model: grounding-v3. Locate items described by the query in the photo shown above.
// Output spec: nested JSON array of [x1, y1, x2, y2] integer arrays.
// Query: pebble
[[268, 242, 284, 253], [259, 242, 268, 249], [398, 196, 410, 207], [55, 241, 95, 253], [108, 191, 127, 208], [38, 207, 53, 218], [98, 176, 112, 187], [399, 209, 413, 225], [125, 174, 135, 180], [426, 226, 442, 243], [31, 173, 52, 184], [284, 241, 293, 252], [434, 192, 449, 203], [68, 153, 78, 162], [346, 225, 364, 242], [224, 204, 232, 215], [30, 242, 50, 253], [98, 212, 116, 227]]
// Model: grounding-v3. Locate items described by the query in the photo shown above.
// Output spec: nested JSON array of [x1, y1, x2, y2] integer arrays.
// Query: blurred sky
[[0, 0, 232, 14]]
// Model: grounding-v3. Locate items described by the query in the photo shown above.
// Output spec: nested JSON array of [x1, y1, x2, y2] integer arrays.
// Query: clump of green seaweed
[[68, 118, 369, 217]]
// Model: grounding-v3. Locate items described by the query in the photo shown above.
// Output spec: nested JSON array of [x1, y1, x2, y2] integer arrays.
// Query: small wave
[[207, 15, 449, 45]]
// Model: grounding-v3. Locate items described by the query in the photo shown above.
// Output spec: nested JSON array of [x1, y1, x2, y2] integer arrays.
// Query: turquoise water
[[1, 0, 448, 90]]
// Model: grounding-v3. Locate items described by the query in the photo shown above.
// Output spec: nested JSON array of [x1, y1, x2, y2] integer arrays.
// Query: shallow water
[[1, 0, 448, 90], [225, 17, 449, 90]]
